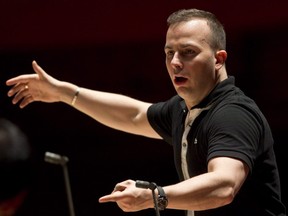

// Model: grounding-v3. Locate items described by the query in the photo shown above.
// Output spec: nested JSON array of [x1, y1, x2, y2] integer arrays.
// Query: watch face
[[158, 196, 168, 210]]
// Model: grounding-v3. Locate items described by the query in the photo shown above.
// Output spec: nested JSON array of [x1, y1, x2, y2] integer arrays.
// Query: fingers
[[7, 82, 25, 97], [99, 180, 134, 203], [6, 74, 35, 87], [113, 183, 128, 193], [9, 83, 33, 108], [99, 180, 149, 212], [6, 60, 43, 108], [98, 191, 123, 203], [99, 191, 136, 212], [6, 60, 43, 87], [19, 95, 34, 109]]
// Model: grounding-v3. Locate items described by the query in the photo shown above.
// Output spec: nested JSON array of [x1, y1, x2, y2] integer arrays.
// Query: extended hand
[[99, 179, 153, 212], [6, 61, 61, 108]]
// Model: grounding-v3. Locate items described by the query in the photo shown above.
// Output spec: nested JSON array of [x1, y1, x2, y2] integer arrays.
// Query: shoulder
[[148, 95, 184, 115]]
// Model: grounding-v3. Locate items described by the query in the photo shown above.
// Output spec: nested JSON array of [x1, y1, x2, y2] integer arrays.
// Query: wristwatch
[[156, 186, 168, 210]]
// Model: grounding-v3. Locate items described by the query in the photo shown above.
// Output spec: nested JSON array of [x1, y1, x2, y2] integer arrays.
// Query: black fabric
[[147, 76, 286, 216]]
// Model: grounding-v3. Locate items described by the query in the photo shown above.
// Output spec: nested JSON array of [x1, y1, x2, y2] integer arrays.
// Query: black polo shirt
[[147, 76, 286, 216]]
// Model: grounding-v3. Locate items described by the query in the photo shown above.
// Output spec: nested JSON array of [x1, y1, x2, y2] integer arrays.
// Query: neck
[[186, 69, 228, 110]]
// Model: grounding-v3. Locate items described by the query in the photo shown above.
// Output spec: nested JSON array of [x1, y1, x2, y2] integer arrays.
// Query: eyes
[[165, 48, 197, 60]]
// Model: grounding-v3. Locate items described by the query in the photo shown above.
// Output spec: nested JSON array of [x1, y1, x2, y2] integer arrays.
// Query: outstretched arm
[[6, 61, 161, 138]]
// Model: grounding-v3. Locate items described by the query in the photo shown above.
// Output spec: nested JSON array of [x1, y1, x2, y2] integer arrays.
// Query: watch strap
[[156, 186, 168, 210]]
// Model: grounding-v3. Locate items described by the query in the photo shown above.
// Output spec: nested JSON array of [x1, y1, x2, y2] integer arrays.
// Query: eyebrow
[[164, 43, 197, 50]]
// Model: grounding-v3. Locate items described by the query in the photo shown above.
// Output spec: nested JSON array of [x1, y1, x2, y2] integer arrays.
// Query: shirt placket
[[181, 105, 213, 216]]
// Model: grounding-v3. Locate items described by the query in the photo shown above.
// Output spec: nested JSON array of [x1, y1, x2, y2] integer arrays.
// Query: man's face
[[164, 19, 219, 107]]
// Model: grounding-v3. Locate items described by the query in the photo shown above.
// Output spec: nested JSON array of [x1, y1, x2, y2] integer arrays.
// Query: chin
[[175, 86, 187, 96], [176, 91, 187, 100]]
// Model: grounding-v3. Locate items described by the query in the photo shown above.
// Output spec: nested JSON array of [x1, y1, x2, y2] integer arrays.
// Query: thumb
[[32, 60, 47, 78]]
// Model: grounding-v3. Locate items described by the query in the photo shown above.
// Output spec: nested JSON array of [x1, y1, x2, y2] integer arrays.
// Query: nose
[[171, 52, 183, 71]]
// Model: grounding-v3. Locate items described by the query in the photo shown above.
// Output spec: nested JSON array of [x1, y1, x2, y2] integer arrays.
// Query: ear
[[215, 50, 227, 70]]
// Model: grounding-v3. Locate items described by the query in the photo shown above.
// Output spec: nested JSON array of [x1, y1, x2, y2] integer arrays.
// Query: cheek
[[165, 63, 173, 76], [167, 69, 174, 80], [195, 57, 215, 73], [165, 58, 171, 69], [186, 60, 215, 82]]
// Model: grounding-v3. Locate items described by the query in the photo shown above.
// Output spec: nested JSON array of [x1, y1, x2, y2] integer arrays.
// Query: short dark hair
[[0, 119, 32, 201], [167, 8, 226, 50]]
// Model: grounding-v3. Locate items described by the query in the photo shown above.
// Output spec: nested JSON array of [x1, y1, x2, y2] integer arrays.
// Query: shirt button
[[182, 142, 187, 147]]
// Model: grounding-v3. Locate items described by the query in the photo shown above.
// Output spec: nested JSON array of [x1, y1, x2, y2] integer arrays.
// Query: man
[[0, 118, 32, 216], [6, 8, 286, 216]]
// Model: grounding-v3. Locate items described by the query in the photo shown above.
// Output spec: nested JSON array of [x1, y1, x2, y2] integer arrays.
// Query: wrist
[[58, 83, 80, 105], [156, 186, 168, 210], [71, 87, 80, 106]]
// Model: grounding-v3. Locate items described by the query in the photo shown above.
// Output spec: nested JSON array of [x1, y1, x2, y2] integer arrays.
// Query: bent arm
[[98, 157, 249, 212], [164, 157, 249, 211]]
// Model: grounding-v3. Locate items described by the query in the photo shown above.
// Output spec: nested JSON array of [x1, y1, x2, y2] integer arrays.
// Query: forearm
[[163, 173, 236, 211], [58, 82, 159, 138]]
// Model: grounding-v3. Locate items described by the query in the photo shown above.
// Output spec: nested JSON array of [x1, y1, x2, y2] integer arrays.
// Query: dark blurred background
[[0, 0, 287, 215]]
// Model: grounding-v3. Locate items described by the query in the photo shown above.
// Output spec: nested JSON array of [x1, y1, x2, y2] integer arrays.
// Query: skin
[[6, 18, 249, 212], [164, 19, 227, 109]]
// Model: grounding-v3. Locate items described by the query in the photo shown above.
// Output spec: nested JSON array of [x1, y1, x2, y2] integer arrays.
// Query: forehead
[[165, 19, 211, 48]]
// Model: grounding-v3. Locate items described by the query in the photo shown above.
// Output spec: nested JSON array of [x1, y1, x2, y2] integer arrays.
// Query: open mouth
[[174, 76, 188, 85]]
